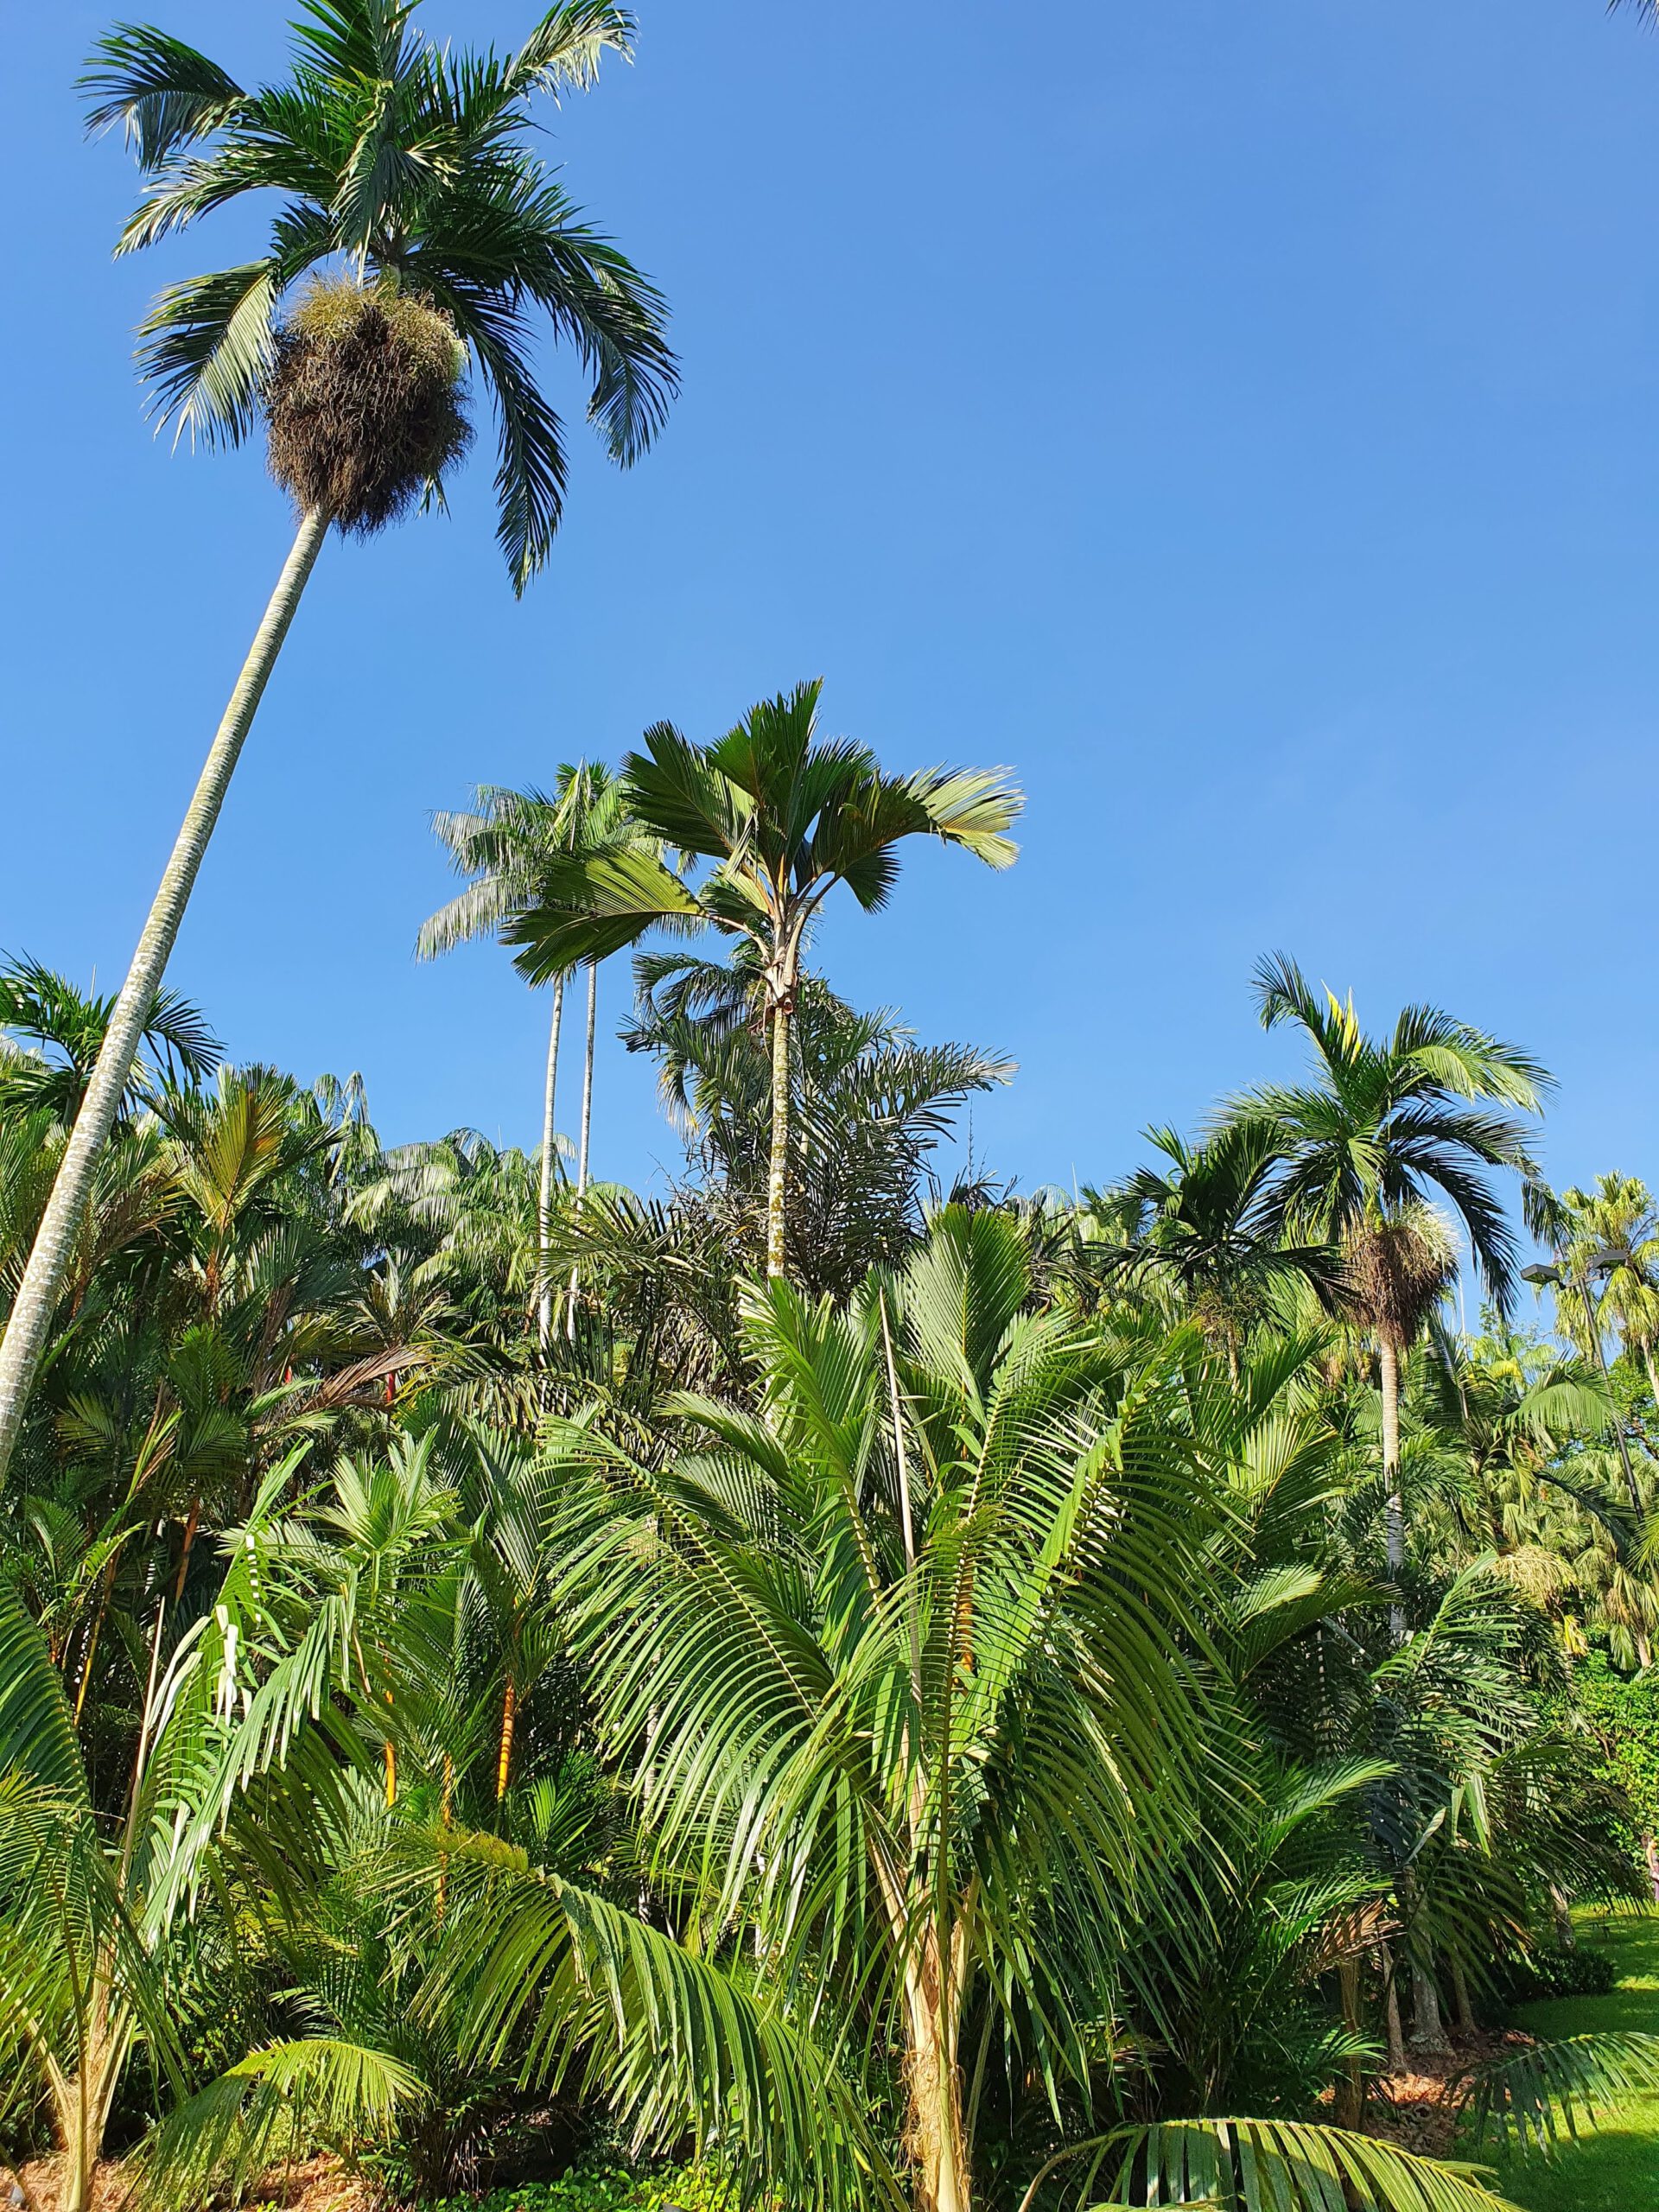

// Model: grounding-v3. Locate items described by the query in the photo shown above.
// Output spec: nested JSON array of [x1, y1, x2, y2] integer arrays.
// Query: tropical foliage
[[10, 9, 1659, 2212]]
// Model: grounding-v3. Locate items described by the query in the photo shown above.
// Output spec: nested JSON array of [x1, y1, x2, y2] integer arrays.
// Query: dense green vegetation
[[9, 7, 1659, 2212]]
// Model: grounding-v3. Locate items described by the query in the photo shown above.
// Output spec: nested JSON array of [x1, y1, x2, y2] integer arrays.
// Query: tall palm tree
[[0, 3, 676, 1484], [1557, 1173, 1659, 1405], [506, 681, 1022, 1278], [1227, 954, 1548, 1643], [419, 764, 641, 1350]]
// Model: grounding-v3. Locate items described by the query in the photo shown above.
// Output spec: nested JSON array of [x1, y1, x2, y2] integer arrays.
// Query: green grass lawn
[[1483, 1912, 1659, 2210]]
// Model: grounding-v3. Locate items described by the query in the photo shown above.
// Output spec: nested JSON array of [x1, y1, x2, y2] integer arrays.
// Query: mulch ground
[[1360, 2028, 1538, 2160], [9, 2153, 376, 2212]]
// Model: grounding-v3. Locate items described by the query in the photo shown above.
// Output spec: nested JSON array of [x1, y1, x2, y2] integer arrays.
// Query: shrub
[[1490, 1943, 1618, 2005], [425, 2159, 748, 2212]]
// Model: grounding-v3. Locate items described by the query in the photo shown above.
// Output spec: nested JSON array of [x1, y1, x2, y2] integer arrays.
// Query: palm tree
[[0, 956, 219, 1128], [624, 948, 1012, 1292], [420, 764, 643, 1351], [0, 1452, 399, 2212], [1081, 1118, 1344, 1361], [524, 1208, 1222, 2212], [1557, 1173, 1659, 1405], [1228, 955, 1548, 1643], [0, 3, 676, 1485], [506, 681, 1022, 1277]]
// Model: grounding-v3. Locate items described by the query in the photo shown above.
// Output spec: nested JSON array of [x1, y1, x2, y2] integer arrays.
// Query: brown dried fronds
[[267, 277, 471, 535], [1344, 1206, 1459, 1350]]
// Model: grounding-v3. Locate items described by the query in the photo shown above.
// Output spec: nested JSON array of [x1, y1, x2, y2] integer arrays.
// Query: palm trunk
[[1411, 1959, 1449, 2054], [0, 510, 328, 1484], [579, 960, 596, 1194], [1379, 1334, 1406, 1643], [1380, 1943, 1408, 2074], [59, 2010, 127, 2212], [765, 979, 793, 1281], [1450, 1952, 1477, 2039], [902, 1942, 969, 2212], [1644, 1344, 1659, 1417], [1335, 1957, 1363, 2126], [564, 962, 597, 1341], [497, 1674, 517, 1801], [537, 972, 565, 1355]]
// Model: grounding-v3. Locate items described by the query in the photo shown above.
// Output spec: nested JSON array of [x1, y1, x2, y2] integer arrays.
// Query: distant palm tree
[[0, 4, 675, 1479], [1557, 1172, 1659, 1404], [1226, 953, 1548, 1642], [0, 955, 219, 1128], [626, 947, 1013, 1293], [1083, 1118, 1343, 1363], [420, 763, 644, 1348], [507, 681, 1021, 1277]]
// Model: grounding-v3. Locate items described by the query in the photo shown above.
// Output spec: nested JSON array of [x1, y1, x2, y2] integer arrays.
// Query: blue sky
[[3, 0, 1658, 1217]]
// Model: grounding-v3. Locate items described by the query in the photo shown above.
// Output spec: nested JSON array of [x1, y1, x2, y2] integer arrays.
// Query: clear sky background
[[3, 0, 1658, 1220]]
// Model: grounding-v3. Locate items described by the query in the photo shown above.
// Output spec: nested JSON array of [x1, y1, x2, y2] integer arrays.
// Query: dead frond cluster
[[1344, 1205, 1459, 1349], [267, 279, 471, 536]]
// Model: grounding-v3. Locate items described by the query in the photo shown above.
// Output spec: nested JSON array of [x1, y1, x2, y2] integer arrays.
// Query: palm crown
[[505, 680, 1022, 981], [505, 679, 1020, 1276], [82, 0, 677, 588], [1230, 951, 1549, 1312]]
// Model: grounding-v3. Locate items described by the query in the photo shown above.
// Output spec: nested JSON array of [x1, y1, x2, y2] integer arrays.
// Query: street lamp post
[[1522, 1248, 1643, 1516]]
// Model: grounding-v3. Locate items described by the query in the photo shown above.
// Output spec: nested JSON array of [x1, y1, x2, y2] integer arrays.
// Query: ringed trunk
[[1335, 1957, 1363, 2126], [1450, 1952, 1477, 2039], [565, 962, 597, 1339], [497, 1674, 517, 1801], [0, 509, 329, 1484], [1378, 1333, 1406, 1643], [1410, 1959, 1449, 2054]]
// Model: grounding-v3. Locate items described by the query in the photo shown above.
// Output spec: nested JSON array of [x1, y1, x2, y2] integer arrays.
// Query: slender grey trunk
[[537, 971, 565, 1353], [1379, 1942, 1408, 2074], [564, 962, 597, 1342], [1379, 1334, 1406, 1643], [1411, 1959, 1449, 2054], [0, 510, 328, 1484], [578, 959, 596, 1194]]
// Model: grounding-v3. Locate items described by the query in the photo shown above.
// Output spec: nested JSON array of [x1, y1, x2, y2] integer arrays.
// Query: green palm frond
[[132, 2035, 422, 2208], [1055, 2117, 1516, 2211], [83, 0, 675, 582], [1465, 2031, 1659, 2153]]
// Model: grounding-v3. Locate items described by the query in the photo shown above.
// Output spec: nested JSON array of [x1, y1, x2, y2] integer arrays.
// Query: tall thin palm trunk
[[1378, 1334, 1406, 1643], [0, 510, 328, 1484], [564, 962, 598, 1341], [578, 959, 596, 1192], [766, 976, 794, 1281], [537, 972, 565, 1353]]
